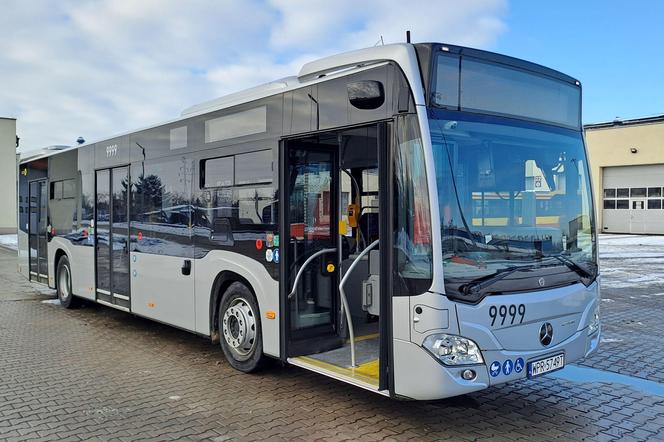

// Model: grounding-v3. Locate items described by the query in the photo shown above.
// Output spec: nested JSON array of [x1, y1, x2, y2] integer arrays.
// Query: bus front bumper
[[393, 327, 600, 400]]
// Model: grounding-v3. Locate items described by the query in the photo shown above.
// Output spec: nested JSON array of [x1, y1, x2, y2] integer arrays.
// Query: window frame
[[201, 149, 273, 189]]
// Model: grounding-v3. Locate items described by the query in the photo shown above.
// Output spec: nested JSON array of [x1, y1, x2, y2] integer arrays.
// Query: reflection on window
[[202, 150, 273, 188], [131, 158, 194, 256], [394, 114, 433, 291], [430, 115, 596, 284], [203, 157, 234, 188], [235, 150, 273, 185]]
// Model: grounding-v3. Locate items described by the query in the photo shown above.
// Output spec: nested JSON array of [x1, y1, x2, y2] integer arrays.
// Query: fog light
[[462, 369, 476, 381]]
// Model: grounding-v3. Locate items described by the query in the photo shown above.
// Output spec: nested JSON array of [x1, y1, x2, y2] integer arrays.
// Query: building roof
[[584, 114, 664, 130]]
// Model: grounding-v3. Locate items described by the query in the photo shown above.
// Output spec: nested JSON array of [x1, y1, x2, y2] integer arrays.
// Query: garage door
[[602, 164, 664, 234]]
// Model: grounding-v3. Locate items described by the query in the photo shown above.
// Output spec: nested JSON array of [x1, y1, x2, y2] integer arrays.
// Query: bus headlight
[[588, 306, 600, 335], [422, 334, 484, 365]]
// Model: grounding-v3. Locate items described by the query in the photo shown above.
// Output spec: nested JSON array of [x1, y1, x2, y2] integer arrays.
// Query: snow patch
[[41, 298, 61, 305], [601, 338, 623, 344]]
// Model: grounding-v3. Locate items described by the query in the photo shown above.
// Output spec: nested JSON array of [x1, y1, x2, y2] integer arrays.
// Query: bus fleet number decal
[[489, 304, 526, 326]]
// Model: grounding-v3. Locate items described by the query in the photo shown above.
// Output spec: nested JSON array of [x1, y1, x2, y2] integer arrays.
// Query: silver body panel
[[130, 252, 196, 331], [392, 282, 600, 400]]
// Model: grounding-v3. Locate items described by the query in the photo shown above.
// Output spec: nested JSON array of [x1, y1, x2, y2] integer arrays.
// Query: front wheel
[[218, 282, 265, 372], [56, 256, 80, 309]]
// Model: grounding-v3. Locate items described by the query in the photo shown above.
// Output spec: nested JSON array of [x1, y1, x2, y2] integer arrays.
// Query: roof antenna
[[406, 30, 411, 43]]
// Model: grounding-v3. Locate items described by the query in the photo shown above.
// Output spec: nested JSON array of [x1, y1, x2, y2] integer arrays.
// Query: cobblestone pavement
[[1, 238, 664, 442]]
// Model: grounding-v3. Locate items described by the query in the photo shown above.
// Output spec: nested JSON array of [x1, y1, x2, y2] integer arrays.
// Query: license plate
[[528, 353, 565, 378]]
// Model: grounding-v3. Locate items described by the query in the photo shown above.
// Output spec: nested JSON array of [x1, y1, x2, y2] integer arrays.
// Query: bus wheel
[[218, 282, 264, 372], [56, 256, 80, 309]]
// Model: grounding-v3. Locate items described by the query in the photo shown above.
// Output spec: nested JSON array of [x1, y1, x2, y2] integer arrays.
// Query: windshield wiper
[[549, 254, 594, 279], [460, 264, 537, 297]]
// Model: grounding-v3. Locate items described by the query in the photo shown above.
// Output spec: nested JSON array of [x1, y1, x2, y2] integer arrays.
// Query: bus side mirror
[[347, 81, 384, 110]]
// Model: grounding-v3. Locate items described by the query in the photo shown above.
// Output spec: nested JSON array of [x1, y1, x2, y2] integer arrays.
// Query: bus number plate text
[[528, 353, 565, 378]]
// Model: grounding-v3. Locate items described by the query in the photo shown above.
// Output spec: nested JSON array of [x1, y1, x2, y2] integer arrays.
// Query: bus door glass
[[95, 167, 130, 309], [285, 142, 339, 340], [28, 179, 48, 283]]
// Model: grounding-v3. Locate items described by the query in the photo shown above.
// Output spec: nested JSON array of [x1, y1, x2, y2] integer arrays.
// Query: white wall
[[0, 118, 17, 233]]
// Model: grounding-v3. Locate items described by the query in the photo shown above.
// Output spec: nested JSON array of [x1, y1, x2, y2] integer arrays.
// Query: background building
[[0, 117, 17, 234], [585, 115, 664, 234]]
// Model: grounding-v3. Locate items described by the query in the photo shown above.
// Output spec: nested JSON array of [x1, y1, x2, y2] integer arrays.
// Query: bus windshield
[[429, 112, 597, 299]]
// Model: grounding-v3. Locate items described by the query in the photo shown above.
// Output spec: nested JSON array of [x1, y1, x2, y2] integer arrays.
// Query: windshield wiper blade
[[460, 264, 536, 297], [550, 254, 594, 279]]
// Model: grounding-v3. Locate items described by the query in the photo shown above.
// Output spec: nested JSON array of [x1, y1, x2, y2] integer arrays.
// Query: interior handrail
[[287, 248, 337, 300], [339, 239, 379, 368]]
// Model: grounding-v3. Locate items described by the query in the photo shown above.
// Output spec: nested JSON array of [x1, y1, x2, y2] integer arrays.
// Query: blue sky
[[497, 1, 664, 124], [1, 1, 662, 150]]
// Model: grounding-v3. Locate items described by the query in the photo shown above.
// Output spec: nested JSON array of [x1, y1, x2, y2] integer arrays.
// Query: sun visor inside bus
[[347, 81, 384, 110]]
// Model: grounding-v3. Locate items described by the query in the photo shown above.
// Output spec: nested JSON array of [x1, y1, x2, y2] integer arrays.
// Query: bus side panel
[[131, 251, 196, 332], [194, 250, 280, 358]]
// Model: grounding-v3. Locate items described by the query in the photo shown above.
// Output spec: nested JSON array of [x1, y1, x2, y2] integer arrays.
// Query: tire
[[56, 255, 80, 309], [218, 282, 265, 372]]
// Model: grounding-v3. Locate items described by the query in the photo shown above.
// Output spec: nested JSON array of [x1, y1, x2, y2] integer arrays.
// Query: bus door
[[28, 179, 48, 284], [283, 140, 343, 355], [95, 167, 131, 310]]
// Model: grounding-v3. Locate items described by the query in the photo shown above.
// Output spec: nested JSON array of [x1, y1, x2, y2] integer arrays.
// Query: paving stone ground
[[1, 238, 664, 441]]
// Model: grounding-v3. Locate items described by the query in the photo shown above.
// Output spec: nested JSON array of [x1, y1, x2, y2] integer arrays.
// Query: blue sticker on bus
[[514, 357, 525, 374], [502, 359, 513, 376], [489, 361, 501, 377]]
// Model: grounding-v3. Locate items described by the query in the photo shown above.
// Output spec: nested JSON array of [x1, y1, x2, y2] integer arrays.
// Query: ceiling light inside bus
[[422, 333, 484, 365]]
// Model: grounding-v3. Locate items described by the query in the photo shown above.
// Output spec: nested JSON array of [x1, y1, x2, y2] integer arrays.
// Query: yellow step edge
[[296, 356, 380, 386]]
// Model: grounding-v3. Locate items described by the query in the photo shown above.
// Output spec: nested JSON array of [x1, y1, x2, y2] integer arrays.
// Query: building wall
[[585, 120, 664, 231], [0, 118, 17, 234]]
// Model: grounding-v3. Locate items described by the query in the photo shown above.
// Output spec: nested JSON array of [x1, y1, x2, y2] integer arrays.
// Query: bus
[[17, 42, 600, 400]]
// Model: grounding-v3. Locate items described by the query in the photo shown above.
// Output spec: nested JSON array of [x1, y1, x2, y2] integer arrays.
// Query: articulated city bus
[[17, 43, 600, 400]]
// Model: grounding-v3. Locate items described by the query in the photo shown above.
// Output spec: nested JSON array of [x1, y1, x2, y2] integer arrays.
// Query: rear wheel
[[56, 256, 80, 309], [218, 282, 265, 372]]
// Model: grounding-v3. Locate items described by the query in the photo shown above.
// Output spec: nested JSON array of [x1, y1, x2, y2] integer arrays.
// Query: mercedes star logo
[[539, 322, 554, 346]]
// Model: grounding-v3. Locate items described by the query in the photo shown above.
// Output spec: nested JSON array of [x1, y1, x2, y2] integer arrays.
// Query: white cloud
[[0, 0, 506, 151]]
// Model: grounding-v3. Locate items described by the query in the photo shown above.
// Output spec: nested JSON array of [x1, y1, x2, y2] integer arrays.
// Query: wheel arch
[[53, 248, 68, 289], [209, 271, 257, 344], [54, 248, 67, 269]]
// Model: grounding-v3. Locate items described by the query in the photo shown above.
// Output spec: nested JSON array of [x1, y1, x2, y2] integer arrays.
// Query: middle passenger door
[[129, 157, 196, 331]]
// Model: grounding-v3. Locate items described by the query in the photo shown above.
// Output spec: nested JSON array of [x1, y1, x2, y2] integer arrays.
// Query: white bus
[[17, 43, 600, 400]]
